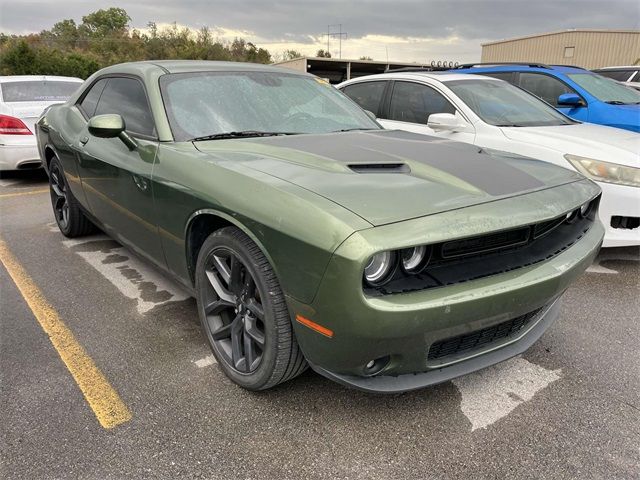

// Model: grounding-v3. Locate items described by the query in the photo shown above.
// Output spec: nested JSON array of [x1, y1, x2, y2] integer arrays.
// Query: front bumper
[[308, 298, 561, 393], [0, 143, 41, 171], [597, 182, 640, 248], [286, 180, 603, 393]]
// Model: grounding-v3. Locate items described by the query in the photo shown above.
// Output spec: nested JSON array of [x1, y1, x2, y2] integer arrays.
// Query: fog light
[[363, 355, 390, 376]]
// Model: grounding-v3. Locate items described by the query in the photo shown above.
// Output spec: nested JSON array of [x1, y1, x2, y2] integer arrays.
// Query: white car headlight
[[565, 154, 640, 188]]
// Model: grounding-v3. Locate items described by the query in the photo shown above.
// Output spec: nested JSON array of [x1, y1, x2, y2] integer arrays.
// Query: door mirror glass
[[557, 93, 583, 107], [427, 113, 465, 131], [88, 114, 125, 138]]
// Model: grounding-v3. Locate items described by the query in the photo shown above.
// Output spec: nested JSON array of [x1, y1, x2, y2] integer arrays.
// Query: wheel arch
[[184, 209, 278, 287], [43, 145, 57, 170]]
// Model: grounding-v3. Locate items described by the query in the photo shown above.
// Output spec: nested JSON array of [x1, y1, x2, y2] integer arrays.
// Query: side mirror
[[427, 113, 467, 132], [557, 93, 583, 107], [87, 114, 137, 150]]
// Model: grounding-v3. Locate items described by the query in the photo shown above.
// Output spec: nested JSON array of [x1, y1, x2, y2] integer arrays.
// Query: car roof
[[341, 71, 500, 84], [0, 75, 83, 83], [454, 64, 588, 75], [593, 66, 638, 70], [96, 60, 307, 76]]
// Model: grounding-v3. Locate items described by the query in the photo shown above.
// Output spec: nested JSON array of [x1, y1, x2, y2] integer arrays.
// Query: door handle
[[80, 136, 89, 146]]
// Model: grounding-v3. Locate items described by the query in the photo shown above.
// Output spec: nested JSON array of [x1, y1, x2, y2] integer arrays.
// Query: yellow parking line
[[0, 238, 132, 429], [0, 188, 49, 198]]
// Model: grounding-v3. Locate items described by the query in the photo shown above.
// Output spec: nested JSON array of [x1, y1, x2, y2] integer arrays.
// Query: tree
[[280, 49, 302, 61], [0, 41, 38, 75], [80, 8, 130, 37], [0, 8, 275, 77], [316, 49, 331, 58]]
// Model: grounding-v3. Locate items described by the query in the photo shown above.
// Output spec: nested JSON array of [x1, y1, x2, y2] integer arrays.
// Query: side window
[[78, 79, 108, 118], [341, 81, 387, 116], [94, 77, 156, 137], [388, 82, 456, 124], [518, 73, 577, 107], [478, 72, 515, 84]]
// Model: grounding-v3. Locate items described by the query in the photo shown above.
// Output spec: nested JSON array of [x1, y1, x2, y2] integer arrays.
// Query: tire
[[195, 226, 307, 390], [48, 156, 95, 237]]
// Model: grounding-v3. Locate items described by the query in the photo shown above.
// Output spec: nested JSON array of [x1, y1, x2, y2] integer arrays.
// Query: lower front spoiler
[[308, 298, 561, 394]]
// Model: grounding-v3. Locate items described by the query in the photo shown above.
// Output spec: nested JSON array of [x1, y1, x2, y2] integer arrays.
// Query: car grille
[[427, 306, 545, 361]]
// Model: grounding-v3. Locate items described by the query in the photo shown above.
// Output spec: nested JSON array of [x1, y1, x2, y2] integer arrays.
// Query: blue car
[[452, 63, 640, 132]]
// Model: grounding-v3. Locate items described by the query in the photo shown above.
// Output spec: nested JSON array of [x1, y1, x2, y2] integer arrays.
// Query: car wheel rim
[[202, 248, 266, 374], [49, 164, 69, 230]]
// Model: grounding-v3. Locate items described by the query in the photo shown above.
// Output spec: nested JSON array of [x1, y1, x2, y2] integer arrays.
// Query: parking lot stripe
[[0, 238, 132, 429], [0, 188, 49, 198]]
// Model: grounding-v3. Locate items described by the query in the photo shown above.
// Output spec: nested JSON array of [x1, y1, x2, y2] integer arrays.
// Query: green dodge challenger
[[36, 61, 603, 393]]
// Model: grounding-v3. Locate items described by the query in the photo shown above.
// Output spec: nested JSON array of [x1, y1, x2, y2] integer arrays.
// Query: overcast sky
[[1, 0, 638, 62]]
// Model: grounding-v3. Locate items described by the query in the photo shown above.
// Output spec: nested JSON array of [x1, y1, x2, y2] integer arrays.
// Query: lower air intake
[[427, 306, 544, 361]]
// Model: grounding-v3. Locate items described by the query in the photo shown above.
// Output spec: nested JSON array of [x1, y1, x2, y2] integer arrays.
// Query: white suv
[[338, 72, 640, 248]]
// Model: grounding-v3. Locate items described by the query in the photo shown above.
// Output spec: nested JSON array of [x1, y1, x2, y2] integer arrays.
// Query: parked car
[[338, 71, 639, 247], [0, 75, 83, 171], [449, 63, 640, 132], [593, 66, 640, 92], [37, 61, 603, 392]]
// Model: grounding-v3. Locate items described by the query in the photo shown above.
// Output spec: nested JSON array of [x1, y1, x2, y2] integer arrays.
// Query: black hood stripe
[[255, 130, 543, 196]]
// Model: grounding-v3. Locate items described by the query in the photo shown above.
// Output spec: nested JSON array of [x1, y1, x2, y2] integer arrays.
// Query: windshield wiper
[[332, 128, 379, 133], [604, 100, 640, 105], [494, 124, 524, 127], [192, 131, 300, 141]]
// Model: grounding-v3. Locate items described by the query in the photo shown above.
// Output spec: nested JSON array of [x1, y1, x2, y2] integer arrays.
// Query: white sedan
[[338, 72, 640, 248], [0, 75, 83, 171]]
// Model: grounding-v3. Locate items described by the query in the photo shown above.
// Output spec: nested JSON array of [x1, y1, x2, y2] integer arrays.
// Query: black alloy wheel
[[49, 161, 70, 231], [202, 247, 266, 373], [48, 156, 95, 237], [195, 227, 307, 390]]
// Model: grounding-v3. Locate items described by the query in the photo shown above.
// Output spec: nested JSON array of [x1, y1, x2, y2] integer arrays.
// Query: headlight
[[565, 154, 640, 187], [364, 251, 396, 286], [401, 246, 430, 273]]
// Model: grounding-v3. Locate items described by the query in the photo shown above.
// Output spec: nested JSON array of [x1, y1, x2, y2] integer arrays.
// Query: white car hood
[[500, 123, 640, 168]]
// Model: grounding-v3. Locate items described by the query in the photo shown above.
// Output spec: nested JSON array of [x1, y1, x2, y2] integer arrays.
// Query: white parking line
[[452, 356, 561, 431], [60, 235, 190, 314]]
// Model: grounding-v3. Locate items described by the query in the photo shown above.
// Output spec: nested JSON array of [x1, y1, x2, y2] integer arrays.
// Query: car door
[[516, 72, 589, 122], [75, 76, 164, 265], [379, 81, 475, 143]]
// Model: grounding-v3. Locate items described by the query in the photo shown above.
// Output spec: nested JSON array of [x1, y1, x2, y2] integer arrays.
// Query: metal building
[[481, 29, 640, 69], [274, 56, 437, 84]]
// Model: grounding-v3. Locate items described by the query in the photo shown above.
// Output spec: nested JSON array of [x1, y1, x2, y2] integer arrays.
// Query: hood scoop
[[348, 163, 410, 174]]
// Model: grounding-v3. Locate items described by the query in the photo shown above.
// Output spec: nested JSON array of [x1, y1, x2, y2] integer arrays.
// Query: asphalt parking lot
[[1, 170, 639, 480]]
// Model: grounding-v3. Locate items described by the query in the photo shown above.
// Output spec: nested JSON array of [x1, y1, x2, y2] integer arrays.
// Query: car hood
[[599, 102, 640, 132], [500, 123, 640, 168], [195, 130, 585, 226]]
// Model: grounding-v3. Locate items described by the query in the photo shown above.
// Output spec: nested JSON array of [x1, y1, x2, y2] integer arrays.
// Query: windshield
[[567, 73, 640, 104], [445, 78, 575, 127], [159, 71, 380, 141], [0, 81, 81, 102]]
